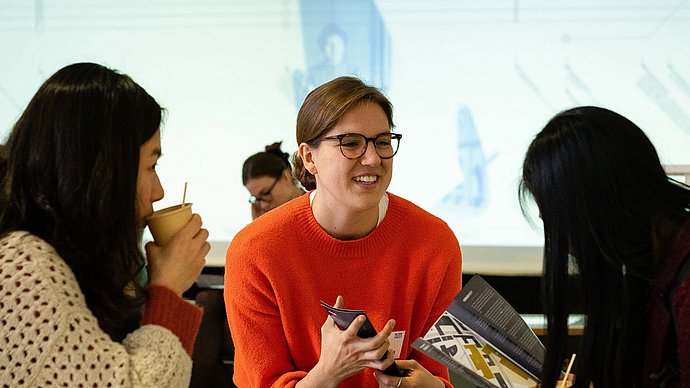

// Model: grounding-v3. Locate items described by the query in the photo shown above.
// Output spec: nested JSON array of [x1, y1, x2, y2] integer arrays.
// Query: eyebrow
[[337, 130, 391, 136]]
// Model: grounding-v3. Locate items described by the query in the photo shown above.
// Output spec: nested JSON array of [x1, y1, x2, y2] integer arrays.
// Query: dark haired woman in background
[[0, 62, 210, 387], [242, 141, 306, 219], [190, 141, 305, 387], [519, 106, 690, 387]]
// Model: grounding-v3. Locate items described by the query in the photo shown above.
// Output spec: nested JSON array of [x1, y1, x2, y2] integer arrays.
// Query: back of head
[[293, 76, 394, 190], [242, 141, 291, 185], [519, 106, 690, 386], [0, 62, 163, 340], [520, 106, 686, 262]]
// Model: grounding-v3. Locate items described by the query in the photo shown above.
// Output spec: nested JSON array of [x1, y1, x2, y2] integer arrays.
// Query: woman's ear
[[298, 143, 318, 175]]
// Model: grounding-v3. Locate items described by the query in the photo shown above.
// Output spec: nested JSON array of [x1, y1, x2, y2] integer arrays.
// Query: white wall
[[2, 0, 689, 275]]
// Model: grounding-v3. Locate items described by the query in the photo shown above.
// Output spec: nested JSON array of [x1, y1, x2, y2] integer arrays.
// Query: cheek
[[135, 177, 146, 204], [384, 160, 394, 179], [135, 178, 154, 213]]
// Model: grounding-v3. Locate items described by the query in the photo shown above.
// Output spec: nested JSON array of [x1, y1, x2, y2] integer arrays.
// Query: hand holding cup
[[145, 204, 210, 295], [146, 203, 194, 246]]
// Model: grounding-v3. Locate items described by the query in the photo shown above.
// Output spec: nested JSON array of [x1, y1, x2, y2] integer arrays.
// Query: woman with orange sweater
[[225, 76, 462, 387]]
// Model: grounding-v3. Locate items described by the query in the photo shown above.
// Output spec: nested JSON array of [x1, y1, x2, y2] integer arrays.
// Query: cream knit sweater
[[0, 231, 192, 387]]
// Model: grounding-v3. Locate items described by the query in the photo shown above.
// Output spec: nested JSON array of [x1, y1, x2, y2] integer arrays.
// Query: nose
[[153, 174, 164, 203], [258, 199, 272, 211], [359, 140, 381, 166]]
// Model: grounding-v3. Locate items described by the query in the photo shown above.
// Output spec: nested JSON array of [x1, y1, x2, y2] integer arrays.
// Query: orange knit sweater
[[225, 192, 462, 387]]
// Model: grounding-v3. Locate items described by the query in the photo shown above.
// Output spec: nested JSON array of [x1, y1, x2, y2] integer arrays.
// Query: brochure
[[412, 275, 545, 388]]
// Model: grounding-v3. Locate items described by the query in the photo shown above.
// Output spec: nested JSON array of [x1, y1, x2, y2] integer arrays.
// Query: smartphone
[[320, 300, 405, 377]]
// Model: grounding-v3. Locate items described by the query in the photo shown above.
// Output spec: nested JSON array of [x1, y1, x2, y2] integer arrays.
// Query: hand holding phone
[[320, 300, 405, 377]]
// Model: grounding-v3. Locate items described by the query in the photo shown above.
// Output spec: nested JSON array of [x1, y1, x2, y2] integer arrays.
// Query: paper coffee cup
[[146, 203, 193, 245]]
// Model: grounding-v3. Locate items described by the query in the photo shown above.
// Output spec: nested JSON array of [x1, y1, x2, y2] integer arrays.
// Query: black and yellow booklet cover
[[412, 275, 545, 388]]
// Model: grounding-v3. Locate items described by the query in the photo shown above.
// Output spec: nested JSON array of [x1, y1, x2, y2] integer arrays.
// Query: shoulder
[[232, 194, 309, 245], [1, 230, 52, 252], [387, 193, 457, 237], [227, 194, 311, 263], [0, 230, 88, 324], [0, 230, 85, 308], [383, 193, 462, 267], [0, 231, 76, 284]]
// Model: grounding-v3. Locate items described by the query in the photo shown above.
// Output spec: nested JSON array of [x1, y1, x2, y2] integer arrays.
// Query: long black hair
[[0, 62, 163, 341], [519, 106, 690, 387]]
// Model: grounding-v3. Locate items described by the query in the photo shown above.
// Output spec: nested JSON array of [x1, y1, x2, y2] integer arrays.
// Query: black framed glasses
[[321, 132, 402, 160], [248, 177, 279, 206]]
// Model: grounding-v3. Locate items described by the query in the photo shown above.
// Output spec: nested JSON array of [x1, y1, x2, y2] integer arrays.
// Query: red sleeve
[[141, 285, 203, 355]]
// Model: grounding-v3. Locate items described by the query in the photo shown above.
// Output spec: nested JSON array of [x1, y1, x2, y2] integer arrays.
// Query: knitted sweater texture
[[225, 192, 462, 387], [0, 231, 202, 387]]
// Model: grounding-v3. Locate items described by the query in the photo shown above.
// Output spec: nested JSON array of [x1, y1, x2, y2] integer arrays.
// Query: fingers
[[342, 315, 395, 350], [152, 214, 205, 248], [144, 240, 158, 257], [374, 372, 404, 388], [360, 344, 394, 370], [194, 225, 209, 241], [177, 213, 203, 241], [145, 213, 208, 295], [363, 343, 395, 367], [334, 294, 344, 308], [178, 214, 209, 257], [200, 240, 211, 257], [192, 228, 211, 256], [344, 314, 367, 337], [343, 316, 395, 370], [378, 319, 396, 341], [376, 360, 442, 388], [363, 318, 395, 352]]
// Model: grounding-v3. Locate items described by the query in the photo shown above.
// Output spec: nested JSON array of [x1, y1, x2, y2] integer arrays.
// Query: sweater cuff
[[142, 285, 203, 355]]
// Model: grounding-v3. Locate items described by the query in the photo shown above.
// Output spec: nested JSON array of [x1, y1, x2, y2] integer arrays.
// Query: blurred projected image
[[437, 104, 497, 216], [292, 0, 391, 107]]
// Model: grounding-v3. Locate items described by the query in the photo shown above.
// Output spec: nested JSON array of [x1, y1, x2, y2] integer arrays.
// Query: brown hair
[[242, 141, 291, 185], [292, 76, 394, 190]]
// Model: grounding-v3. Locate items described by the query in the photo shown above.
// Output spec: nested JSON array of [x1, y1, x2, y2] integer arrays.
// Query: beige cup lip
[[145, 202, 193, 221]]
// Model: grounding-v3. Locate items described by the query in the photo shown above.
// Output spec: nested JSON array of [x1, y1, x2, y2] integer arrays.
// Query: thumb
[[334, 295, 344, 309], [144, 241, 159, 259]]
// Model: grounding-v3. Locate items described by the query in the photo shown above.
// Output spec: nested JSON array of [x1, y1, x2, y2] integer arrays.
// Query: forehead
[[245, 175, 277, 194], [326, 101, 390, 137], [140, 130, 162, 158]]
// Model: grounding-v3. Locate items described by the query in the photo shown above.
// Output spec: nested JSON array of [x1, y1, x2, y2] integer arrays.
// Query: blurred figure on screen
[[519, 106, 690, 387], [242, 141, 306, 219], [292, 23, 359, 108]]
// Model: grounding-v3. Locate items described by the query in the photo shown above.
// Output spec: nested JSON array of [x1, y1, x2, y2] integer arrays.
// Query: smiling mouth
[[353, 175, 378, 183]]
